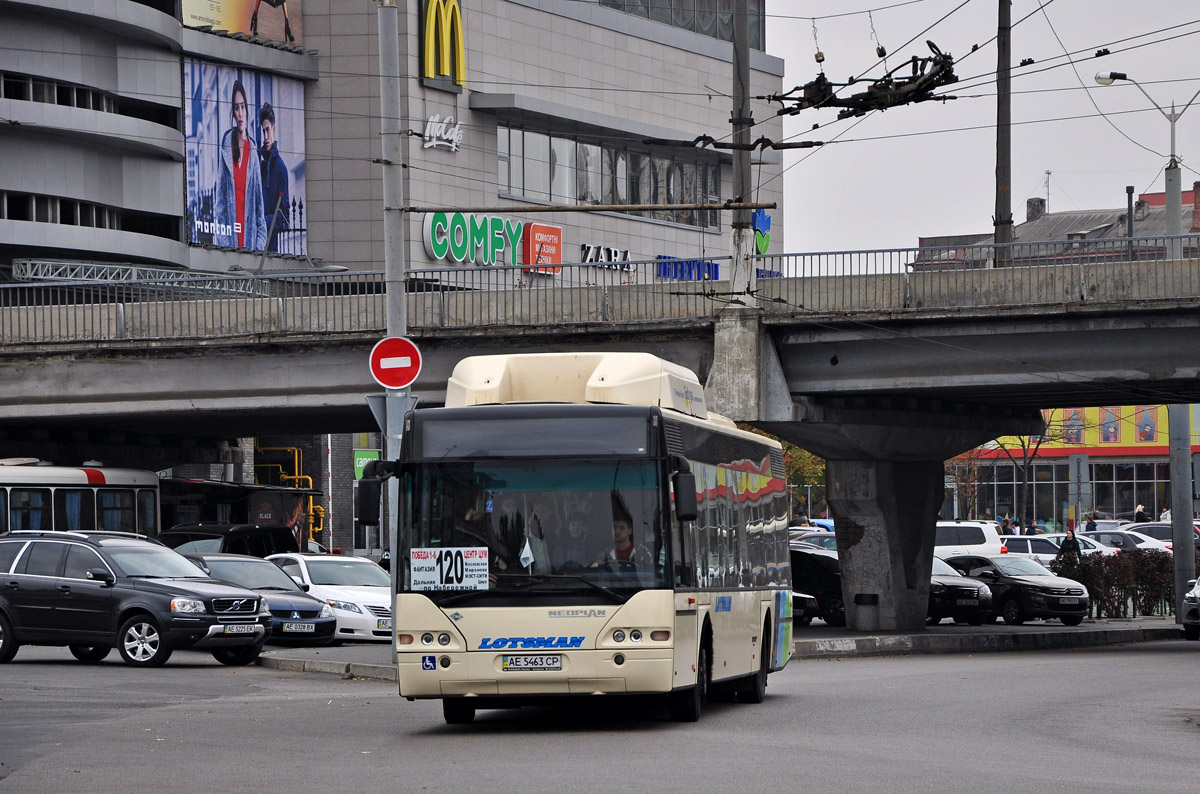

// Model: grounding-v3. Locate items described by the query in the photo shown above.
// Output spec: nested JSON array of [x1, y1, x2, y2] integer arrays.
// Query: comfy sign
[[523, 223, 563, 274], [423, 212, 523, 266]]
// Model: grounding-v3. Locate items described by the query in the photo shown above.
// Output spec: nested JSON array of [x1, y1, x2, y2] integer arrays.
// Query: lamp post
[[1095, 71, 1200, 261]]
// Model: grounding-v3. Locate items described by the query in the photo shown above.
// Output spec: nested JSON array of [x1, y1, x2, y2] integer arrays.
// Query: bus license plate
[[282, 622, 315, 632], [1060, 597, 1079, 605], [502, 655, 562, 671], [956, 599, 978, 606], [377, 618, 392, 630], [223, 624, 254, 634]]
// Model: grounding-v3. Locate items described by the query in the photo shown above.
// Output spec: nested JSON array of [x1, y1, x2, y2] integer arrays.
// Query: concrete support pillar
[[826, 459, 945, 631]]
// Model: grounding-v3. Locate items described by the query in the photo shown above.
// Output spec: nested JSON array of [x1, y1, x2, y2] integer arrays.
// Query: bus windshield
[[405, 458, 665, 600]]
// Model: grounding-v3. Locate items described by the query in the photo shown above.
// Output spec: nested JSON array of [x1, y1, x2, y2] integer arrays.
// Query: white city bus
[[361, 352, 792, 724], [0, 459, 160, 535]]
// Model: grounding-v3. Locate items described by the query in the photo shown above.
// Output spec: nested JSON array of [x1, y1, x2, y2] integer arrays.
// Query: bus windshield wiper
[[509, 574, 626, 603]]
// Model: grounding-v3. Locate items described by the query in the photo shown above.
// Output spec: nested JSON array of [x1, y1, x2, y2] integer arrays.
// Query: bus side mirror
[[357, 477, 383, 526], [672, 471, 698, 522]]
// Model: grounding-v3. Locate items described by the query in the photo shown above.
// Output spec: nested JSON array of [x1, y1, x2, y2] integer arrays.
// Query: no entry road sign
[[369, 337, 422, 390]]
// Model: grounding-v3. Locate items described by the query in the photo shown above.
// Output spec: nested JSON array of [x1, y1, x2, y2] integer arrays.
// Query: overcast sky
[[764, 0, 1200, 252]]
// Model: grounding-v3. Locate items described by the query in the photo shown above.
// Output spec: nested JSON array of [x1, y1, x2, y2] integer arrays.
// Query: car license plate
[[377, 618, 392, 630], [1060, 597, 1080, 605], [502, 655, 562, 671], [223, 624, 254, 634], [956, 599, 978, 606], [282, 622, 315, 632]]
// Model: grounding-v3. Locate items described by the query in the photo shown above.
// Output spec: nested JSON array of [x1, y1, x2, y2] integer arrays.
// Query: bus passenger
[[550, 511, 595, 570]]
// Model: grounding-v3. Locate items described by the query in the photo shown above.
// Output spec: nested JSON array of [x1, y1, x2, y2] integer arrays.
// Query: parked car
[[1080, 529, 1173, 554], [1182, 577, 1199, 641], [1120, 522, 1200, 552], [789, 545, 846, 627], [789, 530, 837, 551], [935, 520, 1007, 558], [157, 523, 300, 558], [1041, 533, 1118, 557], [998, 535, 1063, 565], [792, 589, 821, 626], [0, 530, 271, 666], [267, 553, 392, 642], [183, 552, 336, 645], [927, 556, 993, 625], [943, 554, 1089, 626], [1089, 519, 1129, 532]]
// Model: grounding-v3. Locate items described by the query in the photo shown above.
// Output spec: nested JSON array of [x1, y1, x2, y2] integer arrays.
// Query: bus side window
[[11, 488, 51, 531], [54, 488, 96, 531], [0, 489, 6, 532]]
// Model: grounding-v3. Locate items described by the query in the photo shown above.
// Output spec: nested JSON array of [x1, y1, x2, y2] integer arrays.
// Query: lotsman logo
[[478, 636, 584, 650]]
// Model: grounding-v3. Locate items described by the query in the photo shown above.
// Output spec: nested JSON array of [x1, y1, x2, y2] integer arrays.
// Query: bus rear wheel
[[669, 643, 709, 722], [443, 699, 476, 725]]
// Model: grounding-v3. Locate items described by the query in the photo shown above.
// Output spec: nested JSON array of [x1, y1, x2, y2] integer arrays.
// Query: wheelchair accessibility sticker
[[422, 655, 437, 671]]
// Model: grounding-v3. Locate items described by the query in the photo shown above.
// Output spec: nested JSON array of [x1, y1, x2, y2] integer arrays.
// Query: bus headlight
[[438, 633, 451, 646], [421, 632, 434, 646], [630, 630, 643, 642], [613, 630, 626, 642]]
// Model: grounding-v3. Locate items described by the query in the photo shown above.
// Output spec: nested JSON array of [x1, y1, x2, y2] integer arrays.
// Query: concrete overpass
[[3, 242, 1199, 630]]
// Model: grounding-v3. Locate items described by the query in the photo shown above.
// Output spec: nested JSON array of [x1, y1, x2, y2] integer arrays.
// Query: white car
[[1041, 533, 1118, 557], [998, 535, 1062, 565], [267, 554, 392, 642], [1079, 529, 1174, 554], [1182, 578, 1199, 641], [934, 520, 1006, 558]]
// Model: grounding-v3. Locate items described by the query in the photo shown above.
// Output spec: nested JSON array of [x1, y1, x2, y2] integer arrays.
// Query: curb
[[792, 625, 1183, 660], [258, 624, 1184, 680], [258, 654, 398, 682]]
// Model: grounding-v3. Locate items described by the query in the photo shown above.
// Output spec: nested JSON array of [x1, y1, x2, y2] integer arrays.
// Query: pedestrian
[[1135, 504, 1150, 522], [1159, 507, 1171, 521], [1085, 513, 1097, 533], [1055, 528, 1083, 566]]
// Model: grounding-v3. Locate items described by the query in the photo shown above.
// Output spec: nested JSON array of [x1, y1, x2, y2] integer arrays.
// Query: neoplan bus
[[359, 352, 792, 724], [0, 459, 159, 535]]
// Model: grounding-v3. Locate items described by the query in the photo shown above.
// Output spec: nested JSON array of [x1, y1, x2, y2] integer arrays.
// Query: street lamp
[[1095, 71, 1200, 260]]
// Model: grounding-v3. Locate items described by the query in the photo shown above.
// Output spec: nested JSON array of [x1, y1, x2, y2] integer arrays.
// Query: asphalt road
[[1, 642, 1196, 793]]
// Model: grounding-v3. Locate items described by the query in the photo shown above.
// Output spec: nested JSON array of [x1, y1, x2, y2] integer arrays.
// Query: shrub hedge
[[1049, 548, 1200, 618]]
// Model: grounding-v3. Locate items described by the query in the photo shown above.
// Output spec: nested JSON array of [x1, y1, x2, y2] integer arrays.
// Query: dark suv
[[0, 531, 272, 667], [156, 523, 300, 558]]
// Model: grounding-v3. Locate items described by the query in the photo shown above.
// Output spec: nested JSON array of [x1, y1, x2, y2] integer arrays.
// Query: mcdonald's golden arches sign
[[422, 0, 466, 92]]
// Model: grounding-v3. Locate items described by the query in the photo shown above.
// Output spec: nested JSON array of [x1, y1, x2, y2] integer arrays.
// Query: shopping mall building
[[0, 0, 784, 554]]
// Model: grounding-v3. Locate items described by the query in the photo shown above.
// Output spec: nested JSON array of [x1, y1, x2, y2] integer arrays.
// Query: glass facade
[[599, 0, 766, 51], [968, 459, 1173, 524], [497, 124, 721, 229]]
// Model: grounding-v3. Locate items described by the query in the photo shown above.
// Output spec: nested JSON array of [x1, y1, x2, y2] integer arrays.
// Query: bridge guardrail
[[2, 236, 1198, 346]]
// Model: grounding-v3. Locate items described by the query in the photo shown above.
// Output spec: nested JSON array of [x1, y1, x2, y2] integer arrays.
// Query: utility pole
[[994, 0, 1013, 265], [1168, 405, 1196, 624], [377, 0, 415, 615], [729, 0, 756, 306]]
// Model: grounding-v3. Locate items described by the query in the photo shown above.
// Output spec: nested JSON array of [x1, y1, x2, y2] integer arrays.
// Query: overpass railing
[[2, 235, 1199, 345]]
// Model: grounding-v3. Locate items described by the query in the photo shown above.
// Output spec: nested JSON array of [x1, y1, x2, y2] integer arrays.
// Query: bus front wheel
[[669, 643, 709, 722], [443, 699, 476, 725]]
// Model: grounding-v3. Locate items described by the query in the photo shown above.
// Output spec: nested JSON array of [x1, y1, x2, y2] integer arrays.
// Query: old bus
[[0, 459, 159, 535], [361, 352, 791, 723]]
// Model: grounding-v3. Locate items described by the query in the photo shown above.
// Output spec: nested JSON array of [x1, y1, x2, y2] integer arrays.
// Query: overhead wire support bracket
[[766, 40, 959, 120]]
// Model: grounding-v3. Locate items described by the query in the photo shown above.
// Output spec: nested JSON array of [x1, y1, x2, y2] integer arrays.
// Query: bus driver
[[592, 514, 653, 570]]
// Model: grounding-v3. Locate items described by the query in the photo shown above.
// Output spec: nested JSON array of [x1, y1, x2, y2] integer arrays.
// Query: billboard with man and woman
[[184, 58, 306, 256]]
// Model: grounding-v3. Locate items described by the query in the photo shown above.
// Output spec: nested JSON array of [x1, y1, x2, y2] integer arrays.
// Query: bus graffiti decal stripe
[[81, 469, 107, 485]]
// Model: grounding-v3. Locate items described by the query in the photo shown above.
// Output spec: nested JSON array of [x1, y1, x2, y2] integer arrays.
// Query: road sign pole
[[378, 0, 405, 655]]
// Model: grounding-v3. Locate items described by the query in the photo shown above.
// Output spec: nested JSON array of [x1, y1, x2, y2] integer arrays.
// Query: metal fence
[[3, 235, 1199, 346]]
